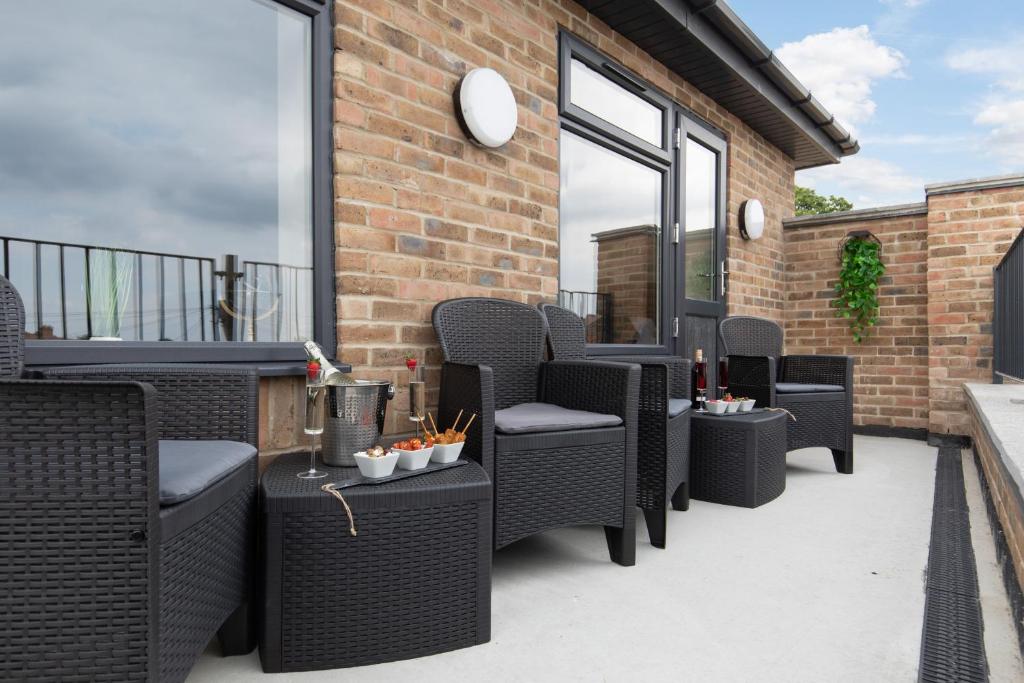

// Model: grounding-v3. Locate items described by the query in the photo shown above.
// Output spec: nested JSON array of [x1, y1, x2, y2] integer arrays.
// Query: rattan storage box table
[[259, 453, 492, 673], [690, 410, 787, 508]]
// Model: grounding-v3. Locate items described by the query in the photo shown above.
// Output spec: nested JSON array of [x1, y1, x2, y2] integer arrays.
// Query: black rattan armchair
[[540, 304, 692, 549], [0, 277, 259, 682], [720, 316, 854, 473], [433, 297, 640, 565], [0, 274, 26, 378]]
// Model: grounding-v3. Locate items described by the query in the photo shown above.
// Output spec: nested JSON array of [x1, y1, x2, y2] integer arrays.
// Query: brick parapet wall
[[332, 0, 795, 435], [784, 210, 930, 430], [783, 180, 1024, 436], [926, 186, 1024, 434]]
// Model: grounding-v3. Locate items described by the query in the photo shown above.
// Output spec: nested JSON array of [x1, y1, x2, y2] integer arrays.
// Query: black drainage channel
[[919, 446, 988, 682]]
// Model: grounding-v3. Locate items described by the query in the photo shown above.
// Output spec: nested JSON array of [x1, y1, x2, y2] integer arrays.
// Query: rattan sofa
[[720, 316, 854, 473], [0, 275, 259, 682], [433, 297, 640, 565], [540, 304, 692, 549]]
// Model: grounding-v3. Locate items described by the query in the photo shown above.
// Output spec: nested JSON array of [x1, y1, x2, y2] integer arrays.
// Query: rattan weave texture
[[259, 454, 491, 673], [690, 411, 787, 508], [0, 380, 158, 682], [17, 364, 259, 682], [434, 298, 639, 565], [540, 303, 691, 548], [720, 316, 854, 473], [0, 275, 25, 378]]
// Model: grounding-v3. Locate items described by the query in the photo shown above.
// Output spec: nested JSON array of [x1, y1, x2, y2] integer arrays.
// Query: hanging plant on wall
[[833, 231, 885, 343]]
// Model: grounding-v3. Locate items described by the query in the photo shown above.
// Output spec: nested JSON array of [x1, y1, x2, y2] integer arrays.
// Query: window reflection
[[559, 131, 662, 344], [0, 0, 313, 342], [569, 59, 662, 147], [685, 139, 717, 302]]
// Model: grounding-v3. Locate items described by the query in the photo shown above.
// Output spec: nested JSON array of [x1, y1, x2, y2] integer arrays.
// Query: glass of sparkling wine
[[298, 367, 328, 479]]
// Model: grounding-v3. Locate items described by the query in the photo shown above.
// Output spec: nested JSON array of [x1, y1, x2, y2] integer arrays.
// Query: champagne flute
[[298, 366, 329, 479], [695, 360, 708, 413], [718, 357, 729, 401]]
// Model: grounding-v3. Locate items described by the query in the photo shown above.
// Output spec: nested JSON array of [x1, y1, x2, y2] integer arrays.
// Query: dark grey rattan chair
[[720, 316, 854, 473], [0, 274, 26, 378], [0, 279, 259, 682], [540, 304, 692, 548], [433, 297, 640, 565]]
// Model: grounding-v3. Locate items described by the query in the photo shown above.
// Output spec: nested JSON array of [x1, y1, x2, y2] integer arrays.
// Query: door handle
[[720, 262, 729, 297]]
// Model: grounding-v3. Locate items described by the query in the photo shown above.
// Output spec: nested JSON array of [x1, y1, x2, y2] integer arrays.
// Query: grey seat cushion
[[776, 382, 845, 394], [494, 402, 622, 435], [668, 398, 692, 417], [159, 439, 257, 506]]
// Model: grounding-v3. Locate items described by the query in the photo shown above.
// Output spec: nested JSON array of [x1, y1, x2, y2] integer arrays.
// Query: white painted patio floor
[[188, 436, 1022, 682]]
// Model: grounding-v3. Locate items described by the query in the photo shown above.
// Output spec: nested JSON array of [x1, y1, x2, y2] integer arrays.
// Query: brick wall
[[784, 207, 930, 431], [926, 185, 1024, 434], [782, 179, 1024, 437], [332, 0, 796, 435]]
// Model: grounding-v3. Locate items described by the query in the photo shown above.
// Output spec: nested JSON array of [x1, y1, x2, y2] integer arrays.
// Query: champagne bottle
[[303, 341, 355, 385]]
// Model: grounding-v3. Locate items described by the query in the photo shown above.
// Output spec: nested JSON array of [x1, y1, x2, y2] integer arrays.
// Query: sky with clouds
[[730, 0, 1024, 209]]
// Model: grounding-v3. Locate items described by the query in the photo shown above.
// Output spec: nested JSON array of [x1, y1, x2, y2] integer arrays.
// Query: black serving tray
[[326, 458, 469, 491]]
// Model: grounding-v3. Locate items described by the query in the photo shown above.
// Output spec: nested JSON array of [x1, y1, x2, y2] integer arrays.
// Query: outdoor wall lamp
[[453, 67, 518, 148], [739, 199, 765, 240]]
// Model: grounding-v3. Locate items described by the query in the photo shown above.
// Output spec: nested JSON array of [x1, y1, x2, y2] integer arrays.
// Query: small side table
[[690, 410, 787, 508], [259, 454, 492, 673]]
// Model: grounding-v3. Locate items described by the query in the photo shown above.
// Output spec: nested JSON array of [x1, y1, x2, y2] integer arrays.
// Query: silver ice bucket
[[321, 380, 394, 466]]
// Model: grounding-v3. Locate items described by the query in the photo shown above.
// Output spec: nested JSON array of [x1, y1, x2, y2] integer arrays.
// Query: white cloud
[[947, 40, 1024, 165], [776, 25, 907, 133], [798, 156, 924, 208]]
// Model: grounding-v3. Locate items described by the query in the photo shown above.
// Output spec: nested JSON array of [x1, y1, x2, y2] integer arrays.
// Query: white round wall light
[[739, 199, 765, 240], [453, 67, 518, 148]]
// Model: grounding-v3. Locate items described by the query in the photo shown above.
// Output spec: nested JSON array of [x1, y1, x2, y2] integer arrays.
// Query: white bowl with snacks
[[353, 451, 399, 478], [706, 400, 728, 415], [725, 400, 740, 413], [395, 446, 434, 470], [739, 398, 756, 412], [431, 440, 465, 463]]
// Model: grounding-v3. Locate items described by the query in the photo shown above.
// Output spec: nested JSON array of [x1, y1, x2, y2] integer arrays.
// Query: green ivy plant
[[833, 237, 885, 343]]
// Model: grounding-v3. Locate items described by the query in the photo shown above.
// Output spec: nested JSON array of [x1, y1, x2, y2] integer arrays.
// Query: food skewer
[[459, 413, 477, 436], [450, 409, 464, 432], [427, 412, 440, 439]]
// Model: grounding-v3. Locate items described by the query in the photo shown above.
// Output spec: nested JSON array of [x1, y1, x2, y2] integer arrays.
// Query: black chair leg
[[605, 509, 636, 566], [671, 481, 690, 511], [831, 449, 853, 474], [642, 508, 667, 549], [218, 601, 256, 656]]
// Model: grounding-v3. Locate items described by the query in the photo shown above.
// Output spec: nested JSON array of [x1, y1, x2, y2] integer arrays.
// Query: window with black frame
[[0, 0, 332, 361], [558, 34, 671, 348]]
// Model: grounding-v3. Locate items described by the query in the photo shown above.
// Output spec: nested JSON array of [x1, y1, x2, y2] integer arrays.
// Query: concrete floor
[[189, 436, 945, 682]]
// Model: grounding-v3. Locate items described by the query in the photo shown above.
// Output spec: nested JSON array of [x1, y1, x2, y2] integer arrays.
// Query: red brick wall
[[926, 186, 1024, 434], [784, 210, 930, 430], [332, 0, 796, 435], [783, 180, 1024, 437]]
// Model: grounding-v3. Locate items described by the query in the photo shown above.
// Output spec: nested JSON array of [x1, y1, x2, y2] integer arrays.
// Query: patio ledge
[[783, 202, 928, 229], [925, 173, 1024, 197]]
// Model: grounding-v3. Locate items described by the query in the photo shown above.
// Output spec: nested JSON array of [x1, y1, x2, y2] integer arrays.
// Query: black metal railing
[[994, 228, 1024, 382], [1, 235, 311, 343], [558, 290, 613, 344]]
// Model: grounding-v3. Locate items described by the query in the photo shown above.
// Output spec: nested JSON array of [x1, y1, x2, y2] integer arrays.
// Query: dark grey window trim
[[558, 30, 728, 358], [24, 0, 336, 366]]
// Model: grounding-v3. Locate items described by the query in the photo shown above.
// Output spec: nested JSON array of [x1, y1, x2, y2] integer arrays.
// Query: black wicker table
[[259, 453, 492, 673], [689, 410, 787, 508]]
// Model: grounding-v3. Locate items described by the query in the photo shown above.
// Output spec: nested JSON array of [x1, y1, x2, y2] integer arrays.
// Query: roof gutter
[[687, 0, 859, 157]]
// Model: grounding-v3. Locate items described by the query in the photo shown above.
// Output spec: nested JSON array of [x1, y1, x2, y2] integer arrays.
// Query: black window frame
[[557, 30, 728, 358], [21, 0, 336, 366]]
